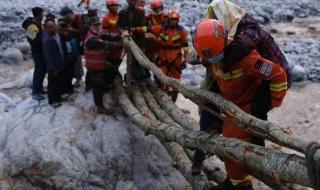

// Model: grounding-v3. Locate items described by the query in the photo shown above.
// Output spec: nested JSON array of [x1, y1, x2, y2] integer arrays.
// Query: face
[[152, 7, 163, 15], [37, 12, 44, 21], [67, 13, 76, 22], [135, 0, 145, 10], [46, 21, 57, 35], [90, 23, 102, 33], [108, 5, 118, 13], [58, 21, 68, 34], [168, 18, 179, 26]]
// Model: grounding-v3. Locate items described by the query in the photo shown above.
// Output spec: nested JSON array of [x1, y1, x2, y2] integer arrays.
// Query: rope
[[306, 142, 320, 190]]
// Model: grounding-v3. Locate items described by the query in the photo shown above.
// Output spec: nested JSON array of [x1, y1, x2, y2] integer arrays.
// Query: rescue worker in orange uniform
[[85, 17, 119, 115], [102, 0, 124, 67], [144, 0, 167, 63], [146, 0, 167, 27], [192, 19, 288, 190], [148, 9, 189, 102]]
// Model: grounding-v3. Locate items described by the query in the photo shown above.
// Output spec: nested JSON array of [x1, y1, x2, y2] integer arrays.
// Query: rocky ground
[[0, 0, 319, 189]]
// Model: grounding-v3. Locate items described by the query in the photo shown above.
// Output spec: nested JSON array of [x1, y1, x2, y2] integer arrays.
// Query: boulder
[[14, 41, 31, 55], [0, 92, 189, 190], [1, 48, 23, 64], [292, 64, 307, 82]]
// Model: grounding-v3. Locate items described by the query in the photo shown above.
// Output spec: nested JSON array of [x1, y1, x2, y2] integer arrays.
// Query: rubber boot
[[96, 105, 113, 115], [212, 178, 254, 190], [191, 161, 203, 176]]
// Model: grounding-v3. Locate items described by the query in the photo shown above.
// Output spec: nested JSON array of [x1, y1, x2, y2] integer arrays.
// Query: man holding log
[[192, 19, 288, 190]]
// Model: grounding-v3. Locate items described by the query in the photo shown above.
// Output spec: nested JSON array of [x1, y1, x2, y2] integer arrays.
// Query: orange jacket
[[102, 12, 120, 34], [212, 49, 287, 113], [146, 13, 167, 26], [150, 25, 189, 63], [101, 12, 124, 61]]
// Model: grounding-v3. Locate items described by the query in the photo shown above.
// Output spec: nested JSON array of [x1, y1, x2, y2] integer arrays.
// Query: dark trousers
[[85, 70, 92, 90], [193, 110, 223, 163], [32, 53, 47, 95], [131, 58, 150, 82], [90, 66, 118, 106], [48, 70, 63, 104], [61, 62, 74, 95], [192, 81, 270, 164]]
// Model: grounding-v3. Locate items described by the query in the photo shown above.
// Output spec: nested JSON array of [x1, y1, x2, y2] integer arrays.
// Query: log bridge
[[112, 36, 320, 190]]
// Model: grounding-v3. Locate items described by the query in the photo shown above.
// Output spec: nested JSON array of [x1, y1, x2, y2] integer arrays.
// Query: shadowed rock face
[[0, 92, 189, 189]]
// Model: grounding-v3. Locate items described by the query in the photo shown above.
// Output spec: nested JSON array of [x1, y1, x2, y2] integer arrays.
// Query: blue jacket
[[42, 32, 65, 71]]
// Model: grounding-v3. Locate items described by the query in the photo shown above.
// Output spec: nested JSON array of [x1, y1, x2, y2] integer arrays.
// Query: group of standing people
[[25, 0, 191, 110], [24, 0, 291, 189]]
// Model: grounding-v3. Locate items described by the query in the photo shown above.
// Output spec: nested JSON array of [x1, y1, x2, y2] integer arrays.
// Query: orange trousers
[[223, 120, 252, 181], [158, 59, 183, 102]]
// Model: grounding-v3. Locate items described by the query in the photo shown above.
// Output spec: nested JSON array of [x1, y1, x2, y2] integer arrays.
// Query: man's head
[[46, 13, 56, 22], [89, 17, 102, 33], [167, 9, 180, 27], [127, 0, 145, 10], [60, 6, 76, 22], [193, 19, 226, 64], [87, 8, 98, 17], [106, 0, 119, 13], [45, 20, 57, 35], [151, 0, 163, 15], [32, 7, 43, 20], [58, 18, 69, 34]]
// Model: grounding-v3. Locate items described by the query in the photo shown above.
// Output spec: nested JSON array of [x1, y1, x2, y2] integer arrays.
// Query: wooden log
[[114, 77, 313, 188], [123, 37, 312, 155], [117, 81, 216, 190], [126, 50, 133, 92], [163, 142, 218, 190], [140, 85, 181, 127], [146, 79, 199, 131], [131, 85, 157, 121], [144, 80, 304, 190]]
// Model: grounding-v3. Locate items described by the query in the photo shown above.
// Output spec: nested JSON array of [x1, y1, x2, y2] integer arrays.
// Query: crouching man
[[84, 17, 119, 114]]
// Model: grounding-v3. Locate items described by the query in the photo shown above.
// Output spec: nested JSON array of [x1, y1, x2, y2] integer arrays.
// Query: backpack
[[22, 17, 33, 31]]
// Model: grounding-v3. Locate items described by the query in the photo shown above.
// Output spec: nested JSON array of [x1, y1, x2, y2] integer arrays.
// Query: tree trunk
[[123, 37, 311, 155], [140, 85, 181, 127], [131, 85, 157, 121], [146, 79, 199, 131], [115, 79, 216, 190]]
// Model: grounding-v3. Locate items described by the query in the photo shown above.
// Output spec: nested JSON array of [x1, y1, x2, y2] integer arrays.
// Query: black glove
[[201, 59, 213, 68], [100, 33, 122, 42]]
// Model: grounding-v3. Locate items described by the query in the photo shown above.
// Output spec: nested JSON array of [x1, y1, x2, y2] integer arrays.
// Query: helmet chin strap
[[207, 53, 224, 65]]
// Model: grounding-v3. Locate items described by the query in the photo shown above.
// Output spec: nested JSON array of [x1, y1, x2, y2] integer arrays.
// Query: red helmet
[[168, 9, 180, 20], [106, 0, 118, 6], [151, 0, 163, 10], [193, 19, 226, 60]]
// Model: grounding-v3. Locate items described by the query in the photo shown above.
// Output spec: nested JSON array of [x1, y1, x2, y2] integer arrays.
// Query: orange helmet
[[193, 19, 226, 61], [106, 0, 119, 6], [168, 9, 180, 20], [151, 0, 163, 10]]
